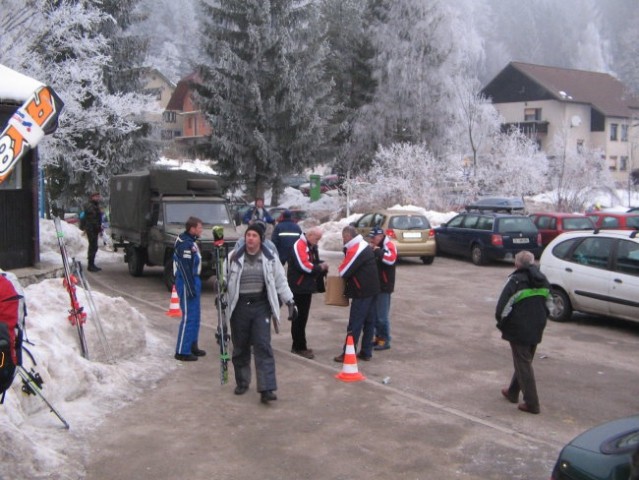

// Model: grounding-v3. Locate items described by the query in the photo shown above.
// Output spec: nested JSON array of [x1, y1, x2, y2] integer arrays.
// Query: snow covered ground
[[1, 181, 637, 478]]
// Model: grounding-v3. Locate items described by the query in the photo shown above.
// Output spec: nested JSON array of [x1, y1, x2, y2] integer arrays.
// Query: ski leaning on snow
[[53, 217, 89, 359], [71, 259, 114, 364], [212, 226, 230, 385], [19, 346, 70, 429]]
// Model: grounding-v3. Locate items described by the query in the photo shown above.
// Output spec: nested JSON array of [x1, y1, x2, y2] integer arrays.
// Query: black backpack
[[0, 272, 24, 403]]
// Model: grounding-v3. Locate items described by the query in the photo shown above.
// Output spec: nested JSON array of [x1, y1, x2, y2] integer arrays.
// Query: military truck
[[109, 169, 239, 290]]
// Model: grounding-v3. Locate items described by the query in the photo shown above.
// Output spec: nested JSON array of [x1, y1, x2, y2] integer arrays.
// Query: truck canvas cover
[[109, 169, 222, 233]]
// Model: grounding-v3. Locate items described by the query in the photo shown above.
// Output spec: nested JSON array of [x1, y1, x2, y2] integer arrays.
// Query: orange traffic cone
[[335, 335, 366, 382], [165, 285, 182, 317]]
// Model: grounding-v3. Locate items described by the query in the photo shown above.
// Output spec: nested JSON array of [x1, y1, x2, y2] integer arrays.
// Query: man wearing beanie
[[226, 223, 297, 404]]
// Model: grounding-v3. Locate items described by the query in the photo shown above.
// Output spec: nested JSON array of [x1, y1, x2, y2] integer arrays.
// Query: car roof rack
[[464, 197, 526, 214]]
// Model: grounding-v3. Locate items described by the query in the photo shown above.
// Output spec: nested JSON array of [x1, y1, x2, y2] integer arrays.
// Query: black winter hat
[[245, 223, 265, 242]]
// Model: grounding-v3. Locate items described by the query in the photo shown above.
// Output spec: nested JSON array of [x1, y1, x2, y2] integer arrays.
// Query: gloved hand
[[287, 301, 298, 322]]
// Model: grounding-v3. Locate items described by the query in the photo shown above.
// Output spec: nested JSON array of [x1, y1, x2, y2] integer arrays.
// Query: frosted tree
[[137, 0, 203, 82], [547, 128, 615, 211], [474, 128, 548, 199], [1, 1, 152, 212], [320, 0, 376, 177], [197, 0, 336, 200], [614, 8, 639, 94], [360, 142, 456, 210]]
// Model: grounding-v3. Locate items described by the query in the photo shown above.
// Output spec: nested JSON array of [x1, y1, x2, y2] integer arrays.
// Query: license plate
[[513, 238, 529, 244], [403, 232, 422, 239]]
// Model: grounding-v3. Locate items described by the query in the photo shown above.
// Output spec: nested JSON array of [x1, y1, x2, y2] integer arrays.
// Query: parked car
[[351, 209, 436, 264], [550, 414, 639, 480], [282, 174, 307, 190], [299, 174, 344, 196], [539, 230, 639, 323], [587, 211, 639, 230], [434, 212, 542, 265], [530, 212, 595, 247]]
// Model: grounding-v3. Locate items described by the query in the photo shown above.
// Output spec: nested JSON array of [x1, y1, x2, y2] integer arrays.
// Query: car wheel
[[471, 244, 486, 266], [163, 258, 175, 292], [127, 246, 145, 277], [421, 256, 434, 265], [549, 288, 572, 322]]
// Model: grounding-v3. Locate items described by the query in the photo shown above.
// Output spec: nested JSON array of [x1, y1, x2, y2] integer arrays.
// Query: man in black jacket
[[287, 226, 328, 359], [81, 192, 103, 272], [495, 250, 550, 414], [334, 225, 380, 362]]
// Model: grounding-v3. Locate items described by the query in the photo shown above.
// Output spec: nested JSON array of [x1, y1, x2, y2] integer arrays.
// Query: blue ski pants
[[175, 276, 202, 355]]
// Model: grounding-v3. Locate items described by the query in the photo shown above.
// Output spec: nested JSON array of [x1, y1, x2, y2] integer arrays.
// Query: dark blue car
[[434, 212, 542, 265]]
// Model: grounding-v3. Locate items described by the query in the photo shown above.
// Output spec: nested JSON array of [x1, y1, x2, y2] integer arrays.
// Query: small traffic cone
[[335, 335, 366, 382], [165, 285, 182, 317]]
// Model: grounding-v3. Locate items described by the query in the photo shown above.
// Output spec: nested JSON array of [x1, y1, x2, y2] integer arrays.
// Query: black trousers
[[87, 230, 99, 266], [506, 343, 540, 409], [230, 297, 276, 393], [291, 293, 312, 351]]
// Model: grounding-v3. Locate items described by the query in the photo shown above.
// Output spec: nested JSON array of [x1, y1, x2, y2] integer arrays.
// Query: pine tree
[[197, 0, 336, 199]]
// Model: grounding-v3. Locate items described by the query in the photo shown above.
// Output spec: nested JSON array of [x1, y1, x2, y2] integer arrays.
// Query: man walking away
[[271, 210, 302, 265], [495, 250, 550, 414]]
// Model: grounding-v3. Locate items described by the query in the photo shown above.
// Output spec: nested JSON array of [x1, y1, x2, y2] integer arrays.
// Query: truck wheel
[[163, 258, 175, 292], [127, 247, 145, 277]]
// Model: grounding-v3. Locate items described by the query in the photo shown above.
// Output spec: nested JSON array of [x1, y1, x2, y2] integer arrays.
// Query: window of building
[[610, 123, 618, 141], [609, 156, 618, 171], [163, 111, 176, 123], [524, 108, 541, 121], [621, 124, 629, 142], [620, 156, 628, 171]]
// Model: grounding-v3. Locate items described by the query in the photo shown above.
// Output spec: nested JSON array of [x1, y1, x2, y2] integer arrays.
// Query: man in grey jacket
[[226, 223, 297, 404]]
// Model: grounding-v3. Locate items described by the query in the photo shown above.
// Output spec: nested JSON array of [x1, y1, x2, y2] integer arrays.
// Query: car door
[[609, 239, 639, 321], [435, 214, 465, 255], [533, 214, 554, 246], [562, 237, 615, 317]]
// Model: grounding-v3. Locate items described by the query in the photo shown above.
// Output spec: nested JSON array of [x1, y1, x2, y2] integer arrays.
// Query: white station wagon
[[540, 230, 639, 323]]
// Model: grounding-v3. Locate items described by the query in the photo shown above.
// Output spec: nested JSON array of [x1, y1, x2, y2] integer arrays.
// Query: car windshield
[[165, 202, 232, 225], [563, 218, 594, 230], [627, 216, 639, 228], [496, 217, 537, 233], [389, 215, 430, 230]]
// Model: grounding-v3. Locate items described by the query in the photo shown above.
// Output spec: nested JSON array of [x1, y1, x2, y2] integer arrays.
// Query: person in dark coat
[[495, 250, 550, 414], [271, 210, 302, 265], [334, 225, 380, 362], [81, 192, 103, 272], [286, 227, 328, 358]]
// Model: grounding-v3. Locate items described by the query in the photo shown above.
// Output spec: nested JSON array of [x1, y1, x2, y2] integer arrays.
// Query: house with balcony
[[164, 71, 212, 158], [138, 67, 176, 150], [482, 62, 639, 186]]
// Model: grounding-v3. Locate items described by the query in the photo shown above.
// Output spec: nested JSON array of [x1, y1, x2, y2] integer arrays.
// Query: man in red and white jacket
[[367, 227, 397, 351], [286, 227, 329, 359], [334, 225, 380, 362]]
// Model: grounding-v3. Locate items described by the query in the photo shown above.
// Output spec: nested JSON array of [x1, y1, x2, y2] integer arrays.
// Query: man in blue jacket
[[271, 210, 302, 264], [174, 216, 206, 361]]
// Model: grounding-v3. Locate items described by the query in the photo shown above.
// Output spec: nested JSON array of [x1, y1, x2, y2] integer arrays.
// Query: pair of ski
[[213, 226, 230, 385], [53, 217, 114, 363]]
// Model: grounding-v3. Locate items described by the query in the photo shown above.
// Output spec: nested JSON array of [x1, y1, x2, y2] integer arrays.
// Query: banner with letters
[[0, 84, 64, 184]]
